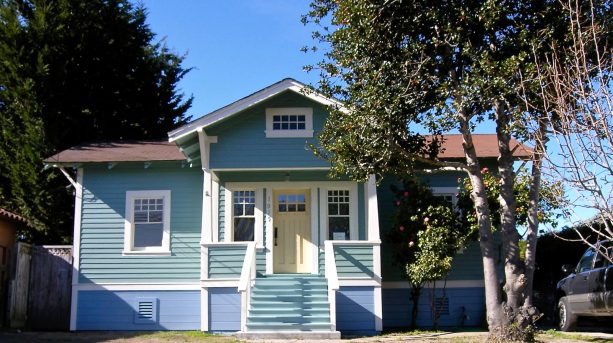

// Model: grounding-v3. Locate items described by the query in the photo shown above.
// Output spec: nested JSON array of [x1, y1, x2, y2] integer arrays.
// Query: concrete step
[[236, 331, 341, 339]]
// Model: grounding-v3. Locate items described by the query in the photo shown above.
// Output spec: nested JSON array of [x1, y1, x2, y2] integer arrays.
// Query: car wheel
[[558, 297, 577, 332]]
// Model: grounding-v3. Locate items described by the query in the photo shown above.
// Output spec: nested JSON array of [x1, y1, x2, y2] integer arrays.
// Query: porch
[[199, 172, 382, 335]]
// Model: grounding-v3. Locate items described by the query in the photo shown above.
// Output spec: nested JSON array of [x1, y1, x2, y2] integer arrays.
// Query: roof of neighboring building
[[44, 134, 532, 164], [0, 208, 29, 224], [44, 140, 186, 164], [436, 134, 532, 159]]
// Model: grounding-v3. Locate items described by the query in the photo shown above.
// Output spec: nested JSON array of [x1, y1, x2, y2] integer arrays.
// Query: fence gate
[[8, 243, 72, 330]]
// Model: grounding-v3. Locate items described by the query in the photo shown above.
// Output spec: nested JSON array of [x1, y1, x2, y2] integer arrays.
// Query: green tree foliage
[[387, 178, 474, 328], [457, 168, 563, 233], [302, 1, 610, 339], [0, 0, 193, 242]]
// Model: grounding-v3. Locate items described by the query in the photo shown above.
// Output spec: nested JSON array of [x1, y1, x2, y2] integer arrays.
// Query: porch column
[[366, 174, 383, 331], [198, 128, 213, 243]]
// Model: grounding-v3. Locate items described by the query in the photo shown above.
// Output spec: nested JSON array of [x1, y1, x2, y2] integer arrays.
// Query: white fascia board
[[168, 79, 344, 142]]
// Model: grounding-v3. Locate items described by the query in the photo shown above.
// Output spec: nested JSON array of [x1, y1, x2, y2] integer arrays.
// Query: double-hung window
[[233, 190, 255, 241], [124, 190, 171, 255], [327, 190, 350, 240]]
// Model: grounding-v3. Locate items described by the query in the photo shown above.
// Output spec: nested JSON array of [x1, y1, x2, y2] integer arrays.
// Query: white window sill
[[122, 250, 171, 256], [264, 130, 314, 138]]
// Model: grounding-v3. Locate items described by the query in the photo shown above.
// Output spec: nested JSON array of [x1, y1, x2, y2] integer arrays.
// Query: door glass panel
[[577, 248, 595, 273]]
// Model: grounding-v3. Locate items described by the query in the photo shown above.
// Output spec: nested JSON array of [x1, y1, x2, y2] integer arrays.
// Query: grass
[[536, 329, 613, 343], [108, 331, 239, 342]]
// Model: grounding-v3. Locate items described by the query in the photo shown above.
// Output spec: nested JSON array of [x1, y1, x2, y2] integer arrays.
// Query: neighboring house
[[45, 79, 531, 337], [0, 208, 28, 326]]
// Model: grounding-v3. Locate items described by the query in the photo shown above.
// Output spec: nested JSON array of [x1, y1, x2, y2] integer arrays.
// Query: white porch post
[[69, 168, 83, 331], [198, 128, 212, 244], [366, 174, 383, 331], [198, 129, 214, 332]]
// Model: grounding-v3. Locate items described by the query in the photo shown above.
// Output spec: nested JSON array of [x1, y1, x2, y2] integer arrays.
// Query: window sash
[[233, 190, 255, 241]]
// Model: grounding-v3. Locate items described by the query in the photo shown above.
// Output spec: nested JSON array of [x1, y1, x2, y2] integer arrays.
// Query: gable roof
[[44, 140, 185, 164], [168, 78, 341, 142], [436, 134, 532, 159]]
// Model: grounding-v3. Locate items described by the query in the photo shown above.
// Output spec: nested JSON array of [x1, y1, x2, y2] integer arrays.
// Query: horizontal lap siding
[[208, 246, 246, 278], [336, 287, 376, 333], [207, 91, 328, 170], [77, 290, 200, 330], [79, 164, 202, 283], [382, 287, 484, 328], [334, 245, 374, 278], [209, 288, 240, 332], [378, 176, 484, 282]]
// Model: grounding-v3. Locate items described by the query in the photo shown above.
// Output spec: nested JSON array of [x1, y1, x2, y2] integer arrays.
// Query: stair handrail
[[324, 240, 339, 291], [238, 241, 257, 292], [238, 241, 257, 332]]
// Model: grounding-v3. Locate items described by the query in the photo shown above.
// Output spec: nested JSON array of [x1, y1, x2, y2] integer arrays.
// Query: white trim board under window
[[124, 190, 171, 255], [265, 107, 314, 138]]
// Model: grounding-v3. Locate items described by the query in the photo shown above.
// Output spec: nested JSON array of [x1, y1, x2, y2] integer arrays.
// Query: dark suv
[[556, 241, 613, 331]]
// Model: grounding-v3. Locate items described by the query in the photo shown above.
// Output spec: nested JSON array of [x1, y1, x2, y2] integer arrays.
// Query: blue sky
[[140, 0, 321, 120]]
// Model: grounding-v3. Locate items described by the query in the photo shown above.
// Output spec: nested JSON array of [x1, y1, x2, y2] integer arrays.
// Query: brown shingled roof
[[435, 134, 532, 159], [44, 140, 185, 163], [0, 208, 29, 224]]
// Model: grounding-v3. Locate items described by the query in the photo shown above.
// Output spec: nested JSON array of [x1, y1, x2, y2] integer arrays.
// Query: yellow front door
[[273, 189, 311, 273]]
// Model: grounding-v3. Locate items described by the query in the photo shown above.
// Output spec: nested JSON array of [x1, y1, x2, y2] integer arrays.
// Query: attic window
[[265, 108, 313, 138]]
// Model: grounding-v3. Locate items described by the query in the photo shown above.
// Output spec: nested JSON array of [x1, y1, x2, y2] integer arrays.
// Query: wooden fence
[[5, 243, 72, 330]]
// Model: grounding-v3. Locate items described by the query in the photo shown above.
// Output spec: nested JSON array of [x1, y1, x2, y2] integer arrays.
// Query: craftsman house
[[45, 79, 530, 337]]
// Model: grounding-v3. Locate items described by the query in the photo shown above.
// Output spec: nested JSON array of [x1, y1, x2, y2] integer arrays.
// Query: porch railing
[[237, 241, 257, 332], [324, 240, 381, 331]]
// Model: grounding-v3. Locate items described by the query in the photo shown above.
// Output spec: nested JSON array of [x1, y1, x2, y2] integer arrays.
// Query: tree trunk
[[410, 285, 421, 329], [458, 114, 505, 330], [495, 103, 526, 312], [524, 118, 548, 306]]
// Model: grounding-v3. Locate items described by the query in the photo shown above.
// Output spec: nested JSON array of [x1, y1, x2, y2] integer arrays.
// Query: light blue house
[[46, 79, 530, 337]]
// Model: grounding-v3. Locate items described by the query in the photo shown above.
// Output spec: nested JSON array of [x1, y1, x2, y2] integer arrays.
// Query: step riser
[[247, 275, 332, 332]]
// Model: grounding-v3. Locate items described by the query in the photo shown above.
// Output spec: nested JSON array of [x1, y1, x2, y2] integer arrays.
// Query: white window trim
[[265, 107, 314, 138], [224, 186, 264, 246], [431, 186, 459, 208], [319, 183, 359, 242], [123, 190, 171, 256]]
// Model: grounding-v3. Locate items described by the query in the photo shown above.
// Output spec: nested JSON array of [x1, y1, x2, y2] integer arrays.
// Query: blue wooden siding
[[206, 91, 329, 169], [334, 245, 374, 278], [382, 287, 484, 328], [76, 290, 200, 330], [79, 163, 202, 283], [209, 287, 240, 332], [377, 175, 484, 282], [336, 287, 377, 333], [208, 245, 247, 278]]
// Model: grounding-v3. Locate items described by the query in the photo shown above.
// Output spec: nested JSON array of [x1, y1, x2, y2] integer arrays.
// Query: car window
[[577, 248, 595, 273]]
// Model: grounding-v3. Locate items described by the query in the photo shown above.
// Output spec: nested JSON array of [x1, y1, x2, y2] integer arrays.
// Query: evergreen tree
[[0, 0, 193, 242]]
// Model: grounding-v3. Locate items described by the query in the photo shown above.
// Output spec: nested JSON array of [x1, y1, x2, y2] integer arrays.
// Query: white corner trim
[[201, 288, 209, 331], [212, 179, 219, 243], [168, 78, 342, 142], [374, 286, 383, 331], [123, 190, 171, 254], [367, 175, 380, 241], [69, 167, 83, 331], [265, 107, 314, 138], [255, 187, 264, 246]]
